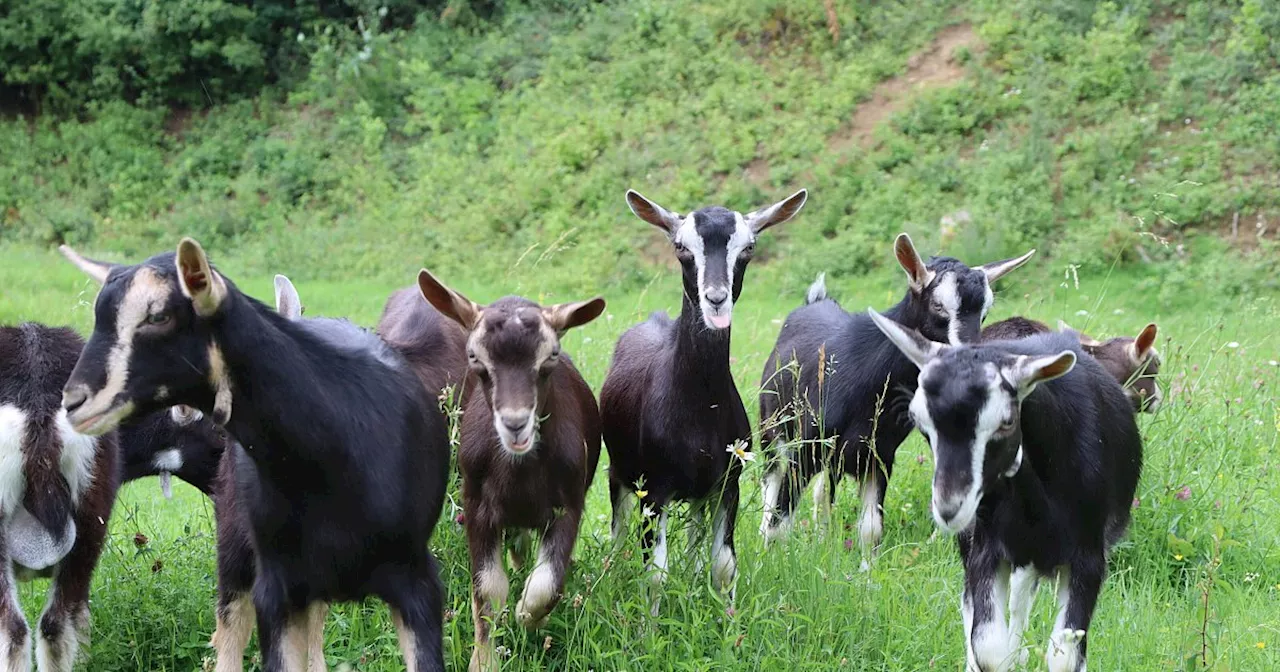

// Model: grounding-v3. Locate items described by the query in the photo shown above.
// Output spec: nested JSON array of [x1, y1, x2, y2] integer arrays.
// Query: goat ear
[[745, 189, 807, 234], [543, 297, 606, 333], [417, 268, 483, 330], [867, 308, 946, 368], [273, 275, 303, 320], [1132, 323, 1158, 362], [58, 245, 116, 285], [176, 238, 227, 317], [894, 233, 934, 292], [625, 190, 682, 234], [1012, 350, 1076, 397], [979, 248, 1036, 283]]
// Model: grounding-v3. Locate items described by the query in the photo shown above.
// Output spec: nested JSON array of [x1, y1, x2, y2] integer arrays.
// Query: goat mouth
[[69, 400, 133, 435], [706, 314, 732, 329]]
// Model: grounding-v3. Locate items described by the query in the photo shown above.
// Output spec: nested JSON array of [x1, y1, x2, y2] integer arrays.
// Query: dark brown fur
[[0, 324, 121, 668], [377, 287, 470, 406], [414, 271, 603, 671]]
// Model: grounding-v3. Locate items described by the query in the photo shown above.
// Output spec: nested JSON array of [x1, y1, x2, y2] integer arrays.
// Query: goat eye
[[930, 300, 946, 315], [999, 416, 1017, 432], [144, 312, 171, 327]]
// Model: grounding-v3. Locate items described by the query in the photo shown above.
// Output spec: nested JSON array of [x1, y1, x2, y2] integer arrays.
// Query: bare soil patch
[[830, 22, 982, 153]]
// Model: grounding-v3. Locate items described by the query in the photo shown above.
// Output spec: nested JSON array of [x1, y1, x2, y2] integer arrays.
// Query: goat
[[982, 319, 1162, 412], [376, 283, 470, 410], [758, 234, 1035, 559], [600, 188, 808, 598], [868, 309, 1142, 672], [58, 242, 449, 672], [118, 406, 228, 497], [416, 269, 604, 672], [0, 323, 120, 671]]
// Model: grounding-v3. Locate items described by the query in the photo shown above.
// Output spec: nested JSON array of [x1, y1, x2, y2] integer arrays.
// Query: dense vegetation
[[1, 0, 1278, 670], [3, 0, 1277, 296]]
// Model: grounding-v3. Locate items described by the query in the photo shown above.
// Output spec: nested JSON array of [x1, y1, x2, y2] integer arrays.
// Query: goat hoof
[[515, 603, 549, 631]]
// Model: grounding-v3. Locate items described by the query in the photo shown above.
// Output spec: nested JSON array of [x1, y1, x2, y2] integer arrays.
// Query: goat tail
[[805, 272, 828, 305]]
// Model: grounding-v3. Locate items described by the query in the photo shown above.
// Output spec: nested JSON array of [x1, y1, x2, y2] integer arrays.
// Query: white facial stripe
[[0, 404, 28, 516], [948, 365, 1010, 529], [74, 268, 169, 431], [55, 408, 99, 502], [934, 273, 964, 346]]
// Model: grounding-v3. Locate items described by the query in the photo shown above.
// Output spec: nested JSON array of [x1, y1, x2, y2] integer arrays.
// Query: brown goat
[[1061, 321, 1162, 412], [981, 318, 1162, 412], [416, 269, 605, 672]]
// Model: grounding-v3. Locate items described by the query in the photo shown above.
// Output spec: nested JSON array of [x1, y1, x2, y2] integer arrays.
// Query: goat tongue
[[160, 471, 173, 500], [709, 314, 731, 329]]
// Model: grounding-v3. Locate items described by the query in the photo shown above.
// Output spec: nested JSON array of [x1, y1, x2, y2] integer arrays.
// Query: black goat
[[869, 309, 1141, 672], [119, 406, 228, 497], [758, 234, 1034, 560], [0, 323, 119, 671], [58, 242, 449, 672], [600, 188, 807, 601], [417, 269, 604, 671]]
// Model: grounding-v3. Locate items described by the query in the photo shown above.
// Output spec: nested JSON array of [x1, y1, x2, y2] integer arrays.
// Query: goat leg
[[468, 525, 507, 672], [1046, 560, 1103, 672], [517, 510, 581, 631], [0, 560, 30, 671]]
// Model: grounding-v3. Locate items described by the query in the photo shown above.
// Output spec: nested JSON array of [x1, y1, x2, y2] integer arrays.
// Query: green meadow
[[2, 0, 1279, 669]]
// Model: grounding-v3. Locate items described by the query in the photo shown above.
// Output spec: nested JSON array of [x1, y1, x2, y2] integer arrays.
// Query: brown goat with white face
[[417, 269, 604, 672]]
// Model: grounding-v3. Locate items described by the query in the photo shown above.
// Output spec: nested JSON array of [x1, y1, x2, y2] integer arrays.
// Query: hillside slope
[[1, 0, 1276, 299]]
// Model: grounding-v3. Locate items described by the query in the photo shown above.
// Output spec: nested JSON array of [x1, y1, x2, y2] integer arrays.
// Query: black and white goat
[[0, 323, 120, 671], [758, 235, 1034, 556], [119, 405, 227, 497], [869, 309, 1142, 672], [600, 188, 807, 597], [58, 242, 450, 672], [982, 318, 1162, 413], [417, 269, 604, 672]]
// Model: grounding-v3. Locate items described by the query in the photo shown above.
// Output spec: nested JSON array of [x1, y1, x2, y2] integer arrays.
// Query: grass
[[1, 241, 1277, 671]]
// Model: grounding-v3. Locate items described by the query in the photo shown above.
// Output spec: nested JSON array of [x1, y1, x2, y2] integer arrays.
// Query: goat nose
[[62, 386, 88, 413], [500, 411, 531, 433], [934, 500, 960, 524], [704, 287, 729, 307]]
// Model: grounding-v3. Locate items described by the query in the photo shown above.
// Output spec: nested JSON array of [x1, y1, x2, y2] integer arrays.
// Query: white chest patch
[[56, 408, 99, 503], [152, 448, 184, 472], [0, 404, 28, 516]]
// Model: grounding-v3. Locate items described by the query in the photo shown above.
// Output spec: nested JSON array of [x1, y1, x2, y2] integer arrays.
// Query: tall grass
[[1, 245, 1275, 670]]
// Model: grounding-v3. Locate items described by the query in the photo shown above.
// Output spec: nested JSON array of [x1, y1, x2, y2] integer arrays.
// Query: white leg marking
[[306, 602, 327, 672], [0, 405, 29, 517], [649, 511, 669, 586], [391, 608, 416, 671], [477, 554, 510, 613], [687, 506, 706, 576], [35, 600, 88, 672], [517, 544, 560, 630], [962, 586, 978, 672], [0, 564, 29, 672], [281, 611, 309, 672], [55, 409, 98, 503], [1007, 566, 1039, 666], [969, 563, 1016, 672], [1046, 568, 1085, 672], [759, 469, 783, 539], [212, 594, 255, 672], [856, 478, 883, 571], [610, 488, 635, 543], [648, 511, 669, 617], [710, 505, 736, 595], [811, 471, 831, 524]]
